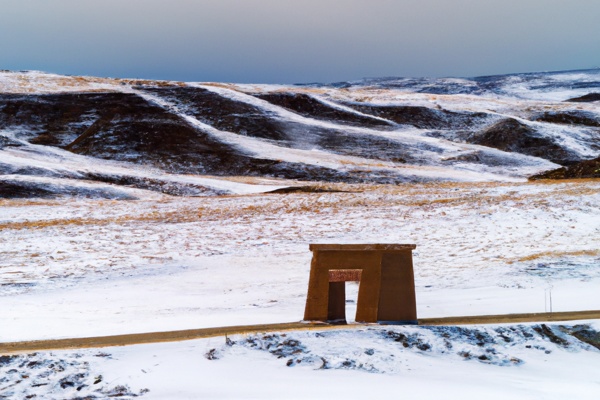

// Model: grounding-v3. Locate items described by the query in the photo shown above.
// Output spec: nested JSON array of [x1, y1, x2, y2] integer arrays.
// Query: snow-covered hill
[[1, 69, 599, 399], [1, 69, 599, 198]]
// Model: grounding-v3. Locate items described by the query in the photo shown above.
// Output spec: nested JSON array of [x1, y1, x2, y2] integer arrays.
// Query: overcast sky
[[1, 0, 599, 84]]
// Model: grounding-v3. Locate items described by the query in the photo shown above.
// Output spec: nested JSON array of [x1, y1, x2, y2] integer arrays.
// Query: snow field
[[2, 321, 599, 400], [1, 180, 599, 342]]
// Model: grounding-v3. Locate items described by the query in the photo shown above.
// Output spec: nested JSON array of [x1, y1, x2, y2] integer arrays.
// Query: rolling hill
[[1, 69, 599, 198]]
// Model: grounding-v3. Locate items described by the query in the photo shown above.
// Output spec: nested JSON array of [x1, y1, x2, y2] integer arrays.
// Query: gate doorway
[[327, 269, 362, 324]]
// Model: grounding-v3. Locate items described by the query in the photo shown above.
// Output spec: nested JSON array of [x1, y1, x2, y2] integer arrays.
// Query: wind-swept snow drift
[[1, 69, 599, 198]]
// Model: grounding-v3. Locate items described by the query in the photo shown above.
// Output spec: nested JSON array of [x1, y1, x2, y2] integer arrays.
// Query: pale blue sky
[[1, 0, 599, 83]]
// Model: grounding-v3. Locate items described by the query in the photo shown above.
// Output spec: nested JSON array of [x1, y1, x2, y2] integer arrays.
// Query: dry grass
[[0, 72, 186, 94], [0, 208, 207, 231], [517, 250, 600, 262], [1, 179, 598, 232]]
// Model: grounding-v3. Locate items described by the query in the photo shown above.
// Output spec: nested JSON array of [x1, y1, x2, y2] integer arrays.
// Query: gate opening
[[327, 269, 362, 324]]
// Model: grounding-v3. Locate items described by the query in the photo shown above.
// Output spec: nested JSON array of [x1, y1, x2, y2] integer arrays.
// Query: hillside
[[1, 69, 599, 198]]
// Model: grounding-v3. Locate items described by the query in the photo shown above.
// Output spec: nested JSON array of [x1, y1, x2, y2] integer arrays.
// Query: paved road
[[2, 310, 599, 354]]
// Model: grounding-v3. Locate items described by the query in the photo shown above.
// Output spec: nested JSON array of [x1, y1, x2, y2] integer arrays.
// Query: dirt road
[[2, 310, 599, 354]]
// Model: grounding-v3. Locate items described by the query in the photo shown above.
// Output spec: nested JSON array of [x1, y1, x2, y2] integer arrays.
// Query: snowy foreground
[[1, 322, 600, 399], [1, 179, 599, 398]]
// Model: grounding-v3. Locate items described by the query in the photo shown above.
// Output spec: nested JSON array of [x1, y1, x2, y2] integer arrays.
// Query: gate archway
[[304, 244, 418, 324]]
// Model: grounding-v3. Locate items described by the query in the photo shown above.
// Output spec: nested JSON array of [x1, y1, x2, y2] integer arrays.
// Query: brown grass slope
[[0, 92, 363, 183], [141, 87, 425, 164], [469, 118, 582, 166], [530, 156, 600, 180]]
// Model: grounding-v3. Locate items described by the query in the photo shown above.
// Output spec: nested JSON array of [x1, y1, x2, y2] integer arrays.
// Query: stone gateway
[[304, 244, 418, 324]]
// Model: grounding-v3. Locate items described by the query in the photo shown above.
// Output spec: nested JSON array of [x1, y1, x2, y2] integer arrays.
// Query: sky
[[1, 0, 599, 84]]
